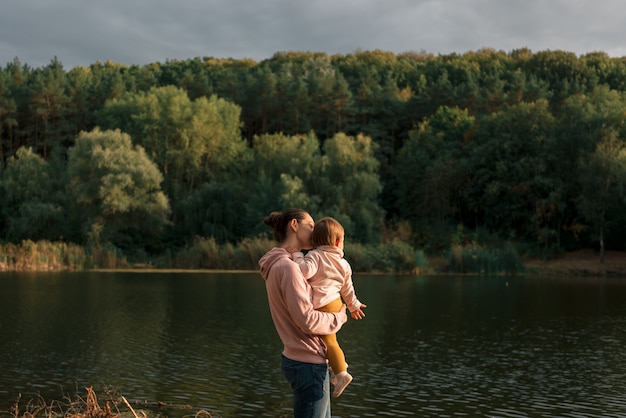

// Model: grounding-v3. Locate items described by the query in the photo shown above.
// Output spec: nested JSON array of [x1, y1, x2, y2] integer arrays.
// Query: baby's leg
[[321, 332, 347, 373], [318, 298, 347, 373]]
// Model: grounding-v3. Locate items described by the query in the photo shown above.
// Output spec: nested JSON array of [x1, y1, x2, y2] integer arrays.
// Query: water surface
[[1, 272, 626, 417]]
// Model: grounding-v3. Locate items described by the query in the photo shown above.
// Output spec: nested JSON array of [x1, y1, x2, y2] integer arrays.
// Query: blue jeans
[[281, 355, 331, 418]]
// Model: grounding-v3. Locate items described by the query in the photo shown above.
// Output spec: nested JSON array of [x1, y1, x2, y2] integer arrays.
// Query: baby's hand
[[286, 247, 301, 255], [350, 304, 367, 320]]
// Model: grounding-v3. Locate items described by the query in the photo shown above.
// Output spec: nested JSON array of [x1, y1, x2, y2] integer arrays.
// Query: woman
[[259, 208, 348, 418]]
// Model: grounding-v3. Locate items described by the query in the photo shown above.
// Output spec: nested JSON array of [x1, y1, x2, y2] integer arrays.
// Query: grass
[[14, 238, 621, 276], [0, 237, 425, 273], [447, 243, 524, 275], [4, 387, 220, 418]]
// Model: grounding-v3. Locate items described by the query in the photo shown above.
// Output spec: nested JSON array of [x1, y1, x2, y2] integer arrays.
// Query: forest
[[1, 48, 626, 271]]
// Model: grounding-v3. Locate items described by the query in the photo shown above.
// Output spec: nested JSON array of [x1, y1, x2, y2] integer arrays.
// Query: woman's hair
[[311, 217, 344, 247], [264, 208, 309, 243]]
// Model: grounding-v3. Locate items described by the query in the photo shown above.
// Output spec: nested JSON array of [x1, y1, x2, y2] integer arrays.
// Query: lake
[[1, 271, 626, 417]]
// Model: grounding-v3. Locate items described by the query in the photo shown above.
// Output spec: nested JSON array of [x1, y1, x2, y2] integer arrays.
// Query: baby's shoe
[[332, 371, 353, 398]]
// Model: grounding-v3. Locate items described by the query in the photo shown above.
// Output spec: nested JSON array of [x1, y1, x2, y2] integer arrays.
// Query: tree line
[[1, 48, 626, 262]]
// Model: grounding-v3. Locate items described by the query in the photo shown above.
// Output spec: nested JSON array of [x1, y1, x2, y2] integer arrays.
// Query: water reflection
[[1, 272, 626, 417]]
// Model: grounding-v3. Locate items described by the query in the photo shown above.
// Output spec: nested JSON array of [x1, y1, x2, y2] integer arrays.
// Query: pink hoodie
[[293, 245, 362, 312], [259, 247, 348, 363]]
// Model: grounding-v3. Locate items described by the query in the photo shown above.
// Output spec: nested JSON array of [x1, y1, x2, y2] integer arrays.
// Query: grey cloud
[[1, 0, 625, 69]]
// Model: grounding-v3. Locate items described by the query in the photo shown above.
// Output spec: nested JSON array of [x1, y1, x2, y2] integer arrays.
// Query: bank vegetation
[[5, 387, 219, 418], [2, 49, 626, 274]]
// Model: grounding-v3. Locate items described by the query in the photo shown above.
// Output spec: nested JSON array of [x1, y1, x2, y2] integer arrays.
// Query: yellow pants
[[317, 297, 347, 373]]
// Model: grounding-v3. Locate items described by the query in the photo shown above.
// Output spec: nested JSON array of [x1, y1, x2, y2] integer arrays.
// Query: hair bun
[[264, 211, 282, 228]]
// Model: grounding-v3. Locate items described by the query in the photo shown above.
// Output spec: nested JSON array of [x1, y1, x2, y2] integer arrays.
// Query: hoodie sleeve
[[282, 259, 347, 335], [339, 260, 362, 312], [293, 251, 320, 280]]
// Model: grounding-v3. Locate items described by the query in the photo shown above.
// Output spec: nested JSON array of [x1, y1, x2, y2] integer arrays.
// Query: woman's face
[[295, 213, 315, 250]]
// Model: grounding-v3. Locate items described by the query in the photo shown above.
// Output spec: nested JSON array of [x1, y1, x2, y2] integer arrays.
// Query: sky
[[2, 0, 626, 70]]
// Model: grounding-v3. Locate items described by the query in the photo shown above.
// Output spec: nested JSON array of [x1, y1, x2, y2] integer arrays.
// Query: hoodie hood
[[259, 247, 290, 280]]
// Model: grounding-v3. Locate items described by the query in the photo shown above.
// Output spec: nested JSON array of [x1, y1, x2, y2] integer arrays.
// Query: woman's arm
[[283, 261, 347, 334]]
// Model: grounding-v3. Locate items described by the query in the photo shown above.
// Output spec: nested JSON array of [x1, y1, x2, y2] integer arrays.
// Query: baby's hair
[[264, 208, 309, 243], [311, 217, 344, 247]]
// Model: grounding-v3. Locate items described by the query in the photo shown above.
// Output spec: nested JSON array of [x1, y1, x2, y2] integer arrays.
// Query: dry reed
[[5, 388, 220, 418]]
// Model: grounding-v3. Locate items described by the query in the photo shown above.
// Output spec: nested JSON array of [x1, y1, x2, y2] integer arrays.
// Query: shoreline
[[2, 248, 626, 277], [523, 248, 626, 277]]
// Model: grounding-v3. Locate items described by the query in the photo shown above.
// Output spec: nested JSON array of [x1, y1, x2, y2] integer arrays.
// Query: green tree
[[175, 180, 248, 243], [246, 131, 383, 243], [98, 86, 246, 200], [0, 147, 63, 242], [89, 60, 132, 101], [98, 86, 249, 245], [316, 133, 384, 243], [577, 136, 626, 262], [553, 86, 626, 248], [66, 128, 170, 249], [522, 50, 592, 108], [467, 100, 556, 242], [304, 55, 353, 138], [0, 70, 18, 162], [392, 106, 475, 249], [274, 62, 311, 135], [245, 132, 323, 237], [66, 66, 96, 139], [27, 58, 71, 158], [246, 64, 279, 134]]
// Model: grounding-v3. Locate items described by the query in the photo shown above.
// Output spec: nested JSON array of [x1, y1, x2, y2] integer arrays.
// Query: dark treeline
[[1, 48, 626, 266]]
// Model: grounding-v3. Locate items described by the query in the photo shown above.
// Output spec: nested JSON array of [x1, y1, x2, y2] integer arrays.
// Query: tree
[[66, 128, 170, 249], [522, 50, 591, 108], [577, 135, 626, 262], [245, 64, 278, 134], [0, 147, 63, 242], [66, 66, 96, 141], [245, 132, 323, 236], [316, 133, 384, 244], [467, 100, 557, 242], [175, 180, 248, 243], [98, 86, 246, 203], [303, 55, 353, 138], [553, 86, 626, 249], [0, 70, 18, 162], [27, 58, 71, 158], [274, 62, 311, 135], [245, 131, 383, 243], [392, 106, 475, 249]]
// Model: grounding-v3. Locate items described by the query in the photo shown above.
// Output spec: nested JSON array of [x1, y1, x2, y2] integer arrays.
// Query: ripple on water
[[3, 273, 626, 418]]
